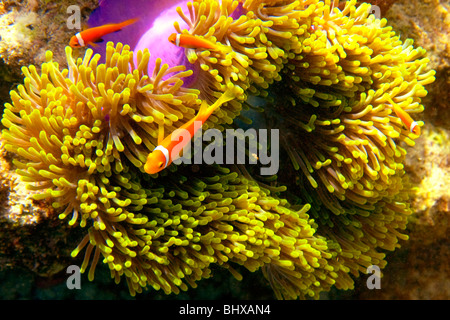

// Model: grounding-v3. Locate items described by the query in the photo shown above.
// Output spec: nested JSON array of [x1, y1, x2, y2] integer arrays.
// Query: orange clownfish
[[69, 18, 138, 48], [144, 86, 237, 174], [168, 33, 221, 51], [387, 97, 421, 135]]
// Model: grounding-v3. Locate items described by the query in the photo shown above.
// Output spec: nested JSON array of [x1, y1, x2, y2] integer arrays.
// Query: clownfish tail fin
[[113, 18, 139, 33], [119, 18, 139, 29], [207, 84, 241, 114]]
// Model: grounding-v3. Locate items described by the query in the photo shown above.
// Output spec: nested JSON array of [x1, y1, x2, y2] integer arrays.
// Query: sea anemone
[[0, 41, 337, 298], [263, 0, 435, 285], [271, 0, 435, 209]]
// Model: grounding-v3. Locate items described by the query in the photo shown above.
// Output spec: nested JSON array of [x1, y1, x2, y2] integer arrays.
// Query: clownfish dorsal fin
[[197, 85, 238, 120]]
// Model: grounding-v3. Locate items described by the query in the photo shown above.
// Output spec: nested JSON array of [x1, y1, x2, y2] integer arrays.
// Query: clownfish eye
[[158, 161, 164, 168]]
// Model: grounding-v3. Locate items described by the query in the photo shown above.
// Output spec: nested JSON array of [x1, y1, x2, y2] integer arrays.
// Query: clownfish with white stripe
[[386, 97, 421, 136], [144, 86, 238, 175], [69, 18, 138, 48], [168, 33, 224, 51]]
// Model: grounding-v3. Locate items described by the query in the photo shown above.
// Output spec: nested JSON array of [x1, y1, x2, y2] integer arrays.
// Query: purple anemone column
[[88, 0, 196, 84], [88, 0, 246, 88], [133, 1, 199, 86]]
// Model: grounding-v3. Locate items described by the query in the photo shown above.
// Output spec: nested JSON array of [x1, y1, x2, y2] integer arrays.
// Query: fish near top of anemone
[[168, 33, 229, 53], [70, 18, 138, 48]]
